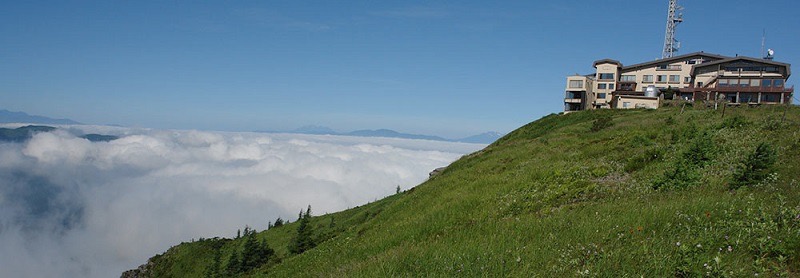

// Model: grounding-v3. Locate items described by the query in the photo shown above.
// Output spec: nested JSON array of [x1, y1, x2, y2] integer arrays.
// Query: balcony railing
[[686, 85, 793, 93], [564, 98, 582, 104], [657, 65, 682, 71], [615, 81, 637, 92]]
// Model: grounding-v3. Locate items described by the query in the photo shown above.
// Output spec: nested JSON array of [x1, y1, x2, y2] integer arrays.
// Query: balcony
[[656, 65, 682, 71], [615, 81, 637, 92], [564, 98, 582, 104], [687, 85, 794, 93]]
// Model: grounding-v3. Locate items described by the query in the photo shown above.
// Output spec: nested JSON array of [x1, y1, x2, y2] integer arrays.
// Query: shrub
[[590, 115, 614, 132], [628, 134, 653, 147], [670, 123, 698, 142], [663, 87, 675, 100], [624, 147, 663, 172], [653, 160, 700, 190], [720, 115, 749, 129], [664, 116, 675, 125], [683, 131, 715, 166], [760, 116, 784, 131], [730, 142, 777, 190], [654, 131, 715, 190]]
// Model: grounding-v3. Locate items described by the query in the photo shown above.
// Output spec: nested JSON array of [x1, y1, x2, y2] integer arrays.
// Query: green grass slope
[[130, 104, 800, 277]]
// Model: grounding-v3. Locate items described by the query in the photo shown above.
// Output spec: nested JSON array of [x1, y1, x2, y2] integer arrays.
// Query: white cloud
[[0, 126, 483, 277]]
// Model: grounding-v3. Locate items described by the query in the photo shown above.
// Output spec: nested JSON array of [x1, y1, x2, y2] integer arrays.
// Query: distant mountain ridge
[[258, 125, 503, 144], [0, 109, 502, 144], [457, 131, 504, 144], [0, 125, 118, 142], [0, 109, 81, 125]]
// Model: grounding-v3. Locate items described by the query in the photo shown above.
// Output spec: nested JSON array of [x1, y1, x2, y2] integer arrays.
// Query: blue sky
[[2, 0, 798, 138]]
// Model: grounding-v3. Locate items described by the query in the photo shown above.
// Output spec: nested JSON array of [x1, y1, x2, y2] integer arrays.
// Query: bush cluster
[[729, 142, 777, 190], [590, 115, 614, 132]]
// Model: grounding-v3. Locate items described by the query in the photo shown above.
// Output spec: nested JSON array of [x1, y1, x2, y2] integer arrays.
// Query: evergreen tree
[[259, 238, 275, 261], [204, 249, 222, 278], [237, 228, 276, 272], [730, 142, 777, 190], [289, 205, 316, 254], [225, 250, 242, 276], [274, 217, 284, 227], [241, 229, 262, 272]]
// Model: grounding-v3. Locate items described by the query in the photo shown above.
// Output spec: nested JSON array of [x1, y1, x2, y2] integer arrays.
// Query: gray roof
[[690, 56, 791, 78], [621, 51, 728, 71], [593, 59, 623, 68]]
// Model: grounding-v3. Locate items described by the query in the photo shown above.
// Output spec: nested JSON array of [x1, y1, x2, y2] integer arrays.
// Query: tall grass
[[137, 105, 800, 277]]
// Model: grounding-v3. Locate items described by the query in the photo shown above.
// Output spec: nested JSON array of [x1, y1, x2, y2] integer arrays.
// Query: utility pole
[[662, 0, 683, 58]]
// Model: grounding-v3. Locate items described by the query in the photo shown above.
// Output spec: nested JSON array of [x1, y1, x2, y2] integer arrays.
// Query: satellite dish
[[768, 49, 775, 56]]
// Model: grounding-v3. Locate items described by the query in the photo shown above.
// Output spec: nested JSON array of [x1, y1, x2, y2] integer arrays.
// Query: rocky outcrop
[[429, 167, 447, 178], [120, 258, 154, 278]]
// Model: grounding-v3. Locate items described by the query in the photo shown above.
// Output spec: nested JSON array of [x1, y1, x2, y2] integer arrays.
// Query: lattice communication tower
[[662, 0, 683, 58]]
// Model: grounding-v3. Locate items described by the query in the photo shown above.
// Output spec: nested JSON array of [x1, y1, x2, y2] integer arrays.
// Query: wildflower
[[727, 245, 733, 252], [696, 244, 702, 248], [676, 242, 681, 246], [637, 226, 643, 232]]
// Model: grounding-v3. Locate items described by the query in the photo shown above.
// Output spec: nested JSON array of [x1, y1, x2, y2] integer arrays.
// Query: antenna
[[662, 0, 683, 59], [761, 29, 766, 59], [762, 30, 775, 60]]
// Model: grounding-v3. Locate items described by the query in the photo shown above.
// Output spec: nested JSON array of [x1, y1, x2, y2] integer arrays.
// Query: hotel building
[[564, 52, 792, 112]]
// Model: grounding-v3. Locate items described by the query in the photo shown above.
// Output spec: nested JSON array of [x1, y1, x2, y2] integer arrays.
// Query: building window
[[684, 77, 691, 83], [762, 79, 772, 87], [598, 73, 615, 80], [598, 83, 607, 89], [774, 79, 784, 87], [697, 82, 704, 87], [623, 102, 630, 108], [718, 79, 729, 87], [566, 92, 582, 99], [569, 80, 583, 88], [751, 79, 761, 87], [657, 75, 667, 82], [740, 93, 756, 103], [658, 64, 681, 70], [762, 94, 777, 102], [642, 75, 654, 82], [609, 83, 615, 90], [597, 93, 606, 99], [669, 75, 680, 83], [620, 75, 636, 82], [739, 79, 750, 87]]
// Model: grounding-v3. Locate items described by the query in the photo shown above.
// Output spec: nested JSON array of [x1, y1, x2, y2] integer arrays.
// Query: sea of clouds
[[0, 124, 485, 277]]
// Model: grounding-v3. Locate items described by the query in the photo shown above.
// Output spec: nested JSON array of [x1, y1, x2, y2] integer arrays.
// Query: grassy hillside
[[129, 104, 800, 277]]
